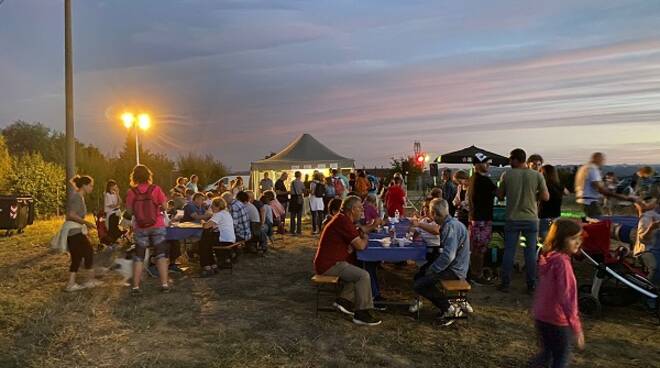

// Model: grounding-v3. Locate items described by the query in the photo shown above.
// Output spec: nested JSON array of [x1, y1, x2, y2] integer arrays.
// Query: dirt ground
[[0, 217, 658, 368]]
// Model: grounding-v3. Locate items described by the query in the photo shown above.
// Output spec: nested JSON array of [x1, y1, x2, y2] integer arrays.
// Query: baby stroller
[[577, 220, 659, 321]]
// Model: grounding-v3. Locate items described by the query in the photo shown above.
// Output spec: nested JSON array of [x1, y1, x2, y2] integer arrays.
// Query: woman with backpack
[[125, 165, 170, 294], [309, 172, 326, 235]]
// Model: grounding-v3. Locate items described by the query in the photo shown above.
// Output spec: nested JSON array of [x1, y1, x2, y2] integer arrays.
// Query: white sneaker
[[83, 279, 104, 289], [408, 299, 423, 313], [460, 301, 474, 313], [65, 283, 85, 292], [443, 304, 465, 319]]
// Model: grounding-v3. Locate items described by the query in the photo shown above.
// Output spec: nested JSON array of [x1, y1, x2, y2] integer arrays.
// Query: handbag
[[292, 181, 304, 207]]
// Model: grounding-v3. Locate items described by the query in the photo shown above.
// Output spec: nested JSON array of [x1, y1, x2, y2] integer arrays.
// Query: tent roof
[[434, 145, 509, 166], [251, 133, 355, 170]]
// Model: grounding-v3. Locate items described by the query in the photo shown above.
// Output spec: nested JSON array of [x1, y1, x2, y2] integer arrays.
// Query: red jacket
[[385, 185, 405, 217], [533, 251, 582, 334]]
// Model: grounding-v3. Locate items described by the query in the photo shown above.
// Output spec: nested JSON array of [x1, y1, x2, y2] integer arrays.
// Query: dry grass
[[0, 216, 658, 368]]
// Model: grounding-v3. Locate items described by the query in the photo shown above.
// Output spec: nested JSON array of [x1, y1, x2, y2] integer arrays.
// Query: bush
[[6, 153, 66, 217], [0, 136, 10, 191], [177, 153, 228, 189]]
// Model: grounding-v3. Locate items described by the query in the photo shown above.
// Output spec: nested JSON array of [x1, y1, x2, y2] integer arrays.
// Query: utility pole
[[65, 0, 76, 200]]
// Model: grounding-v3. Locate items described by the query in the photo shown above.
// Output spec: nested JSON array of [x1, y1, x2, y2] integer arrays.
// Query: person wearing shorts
[[468, 153, 497, 285], [125, 165, 170, 294]]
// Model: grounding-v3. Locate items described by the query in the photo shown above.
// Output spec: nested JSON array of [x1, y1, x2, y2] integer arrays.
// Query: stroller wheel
[[579, 294, 601, 317]]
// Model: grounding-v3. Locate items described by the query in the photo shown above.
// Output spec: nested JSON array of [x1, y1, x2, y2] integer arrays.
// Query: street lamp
[[121, 112, 150, 165]]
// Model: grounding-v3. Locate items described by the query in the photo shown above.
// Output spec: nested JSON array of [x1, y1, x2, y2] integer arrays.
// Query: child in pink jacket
[[531, 218, 585, 368]]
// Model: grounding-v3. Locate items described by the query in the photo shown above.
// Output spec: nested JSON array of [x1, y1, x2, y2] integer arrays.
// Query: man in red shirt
[[314, 196, 382, 326], [385, 177, 406, 217]]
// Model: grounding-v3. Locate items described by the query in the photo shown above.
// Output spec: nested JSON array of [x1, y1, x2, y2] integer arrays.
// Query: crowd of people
[[55, 150, 659, 368]]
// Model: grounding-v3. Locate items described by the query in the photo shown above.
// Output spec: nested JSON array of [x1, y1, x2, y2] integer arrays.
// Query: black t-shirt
[[468, 173, 497, 221], [539, 183, 563, 219], [274, 179, 288, 203]]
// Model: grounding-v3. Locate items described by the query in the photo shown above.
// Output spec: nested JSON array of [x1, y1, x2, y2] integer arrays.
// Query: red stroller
[[577, 220, 659, 321]]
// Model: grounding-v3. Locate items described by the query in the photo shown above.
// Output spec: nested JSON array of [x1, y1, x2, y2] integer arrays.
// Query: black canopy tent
[[433, 145, 509, 167]]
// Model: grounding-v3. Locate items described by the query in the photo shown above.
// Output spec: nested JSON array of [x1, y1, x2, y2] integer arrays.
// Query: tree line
[[0, 121, 228, 217]]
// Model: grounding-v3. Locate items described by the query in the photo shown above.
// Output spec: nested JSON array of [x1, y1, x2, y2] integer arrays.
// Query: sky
[[1, 0, 660, 170]]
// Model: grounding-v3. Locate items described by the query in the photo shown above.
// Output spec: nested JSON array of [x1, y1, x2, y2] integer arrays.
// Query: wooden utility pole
[[65, 0, 76, 199]]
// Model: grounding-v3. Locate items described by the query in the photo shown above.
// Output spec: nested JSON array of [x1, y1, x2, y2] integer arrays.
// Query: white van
[[204, 175, 251, 192]]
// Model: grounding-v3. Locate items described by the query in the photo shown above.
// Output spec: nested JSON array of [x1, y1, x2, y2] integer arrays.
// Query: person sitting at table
[[363, 194, 380, 225], [410, 198, 471, 326], [313, 195, 383, 326], [185, 188, 195, 203], [222, 191, 252, 242], [410, 202, 442, 266], [321, 198, 343, 232], [199, 197, 236, 277], [242, 191, 266, 251], [182, 192, 212, 223]]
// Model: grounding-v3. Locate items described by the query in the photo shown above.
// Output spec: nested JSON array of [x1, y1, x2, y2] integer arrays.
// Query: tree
[[390, 156, 423, 190], [6, 153, 66, 216], [110, 134, 176, 197], [1, 120, 63, 163], [0, 136, 11, 191], [177, 153, 228, 189]]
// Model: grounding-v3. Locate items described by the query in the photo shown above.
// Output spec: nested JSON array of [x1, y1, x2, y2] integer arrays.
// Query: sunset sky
[[1, 0, 660, 170]]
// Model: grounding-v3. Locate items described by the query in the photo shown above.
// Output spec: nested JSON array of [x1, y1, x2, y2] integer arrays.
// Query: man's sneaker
[[65, 283, 85, 292], [459, 301, 474, 313], [146, 265, 159, 278], [130, 287, 142, 296], [496, 284, 510, 293], [333, 298, 355, 316], [373, 296, 388, 311], [160, 284, 171, 293], [435, 305, 463, 326], [470, 276, 493, 286], [169, 264, 183, 274], [408, 299, 423, 313], [352, 310, 382, 326], [82, 279, 104, 289], [435, 315, 455, 327]]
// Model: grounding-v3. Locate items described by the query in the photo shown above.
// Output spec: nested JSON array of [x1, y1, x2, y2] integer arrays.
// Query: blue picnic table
[[165, 224, 203, 241], [358, 218, 427, 262]]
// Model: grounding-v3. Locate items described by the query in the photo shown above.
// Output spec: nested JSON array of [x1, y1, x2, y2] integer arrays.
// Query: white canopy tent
[[250, 133, 355, 196]]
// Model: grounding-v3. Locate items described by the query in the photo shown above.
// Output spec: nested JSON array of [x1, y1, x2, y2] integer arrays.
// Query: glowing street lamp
[[120, 112, 150, 165]]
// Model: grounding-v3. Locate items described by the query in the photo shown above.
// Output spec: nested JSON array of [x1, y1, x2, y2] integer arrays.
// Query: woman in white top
[[200, 197, 236, 277], [309, 173, 326, 235], [103, 180, 123, 241]]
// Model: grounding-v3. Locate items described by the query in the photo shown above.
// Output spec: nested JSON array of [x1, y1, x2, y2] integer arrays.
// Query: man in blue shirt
[[410, 198, 470, 326], [182, 192, 211, 223]]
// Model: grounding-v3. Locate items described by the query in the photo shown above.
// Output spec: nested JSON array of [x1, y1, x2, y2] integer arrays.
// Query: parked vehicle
[[204, 175, 251, 192]]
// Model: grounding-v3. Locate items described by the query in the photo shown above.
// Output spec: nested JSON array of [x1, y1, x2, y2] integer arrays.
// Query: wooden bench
[[212, 241, 244, 274], [311, 275, 340, 317], [440, 279, 471, 320]]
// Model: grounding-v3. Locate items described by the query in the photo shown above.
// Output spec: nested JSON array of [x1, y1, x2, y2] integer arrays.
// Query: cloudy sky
[[1, 0, 660, 170]]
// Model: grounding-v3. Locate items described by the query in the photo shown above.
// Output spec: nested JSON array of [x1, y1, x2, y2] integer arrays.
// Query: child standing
[[531, 218, 585, 368]]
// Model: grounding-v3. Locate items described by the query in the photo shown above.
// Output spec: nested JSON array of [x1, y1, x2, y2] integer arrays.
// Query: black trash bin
[[0, 195, 35, 236]]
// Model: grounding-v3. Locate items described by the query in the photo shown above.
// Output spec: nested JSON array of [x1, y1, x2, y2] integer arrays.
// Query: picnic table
[[166, 222, 203, 241], [358, 218, 427, 262]]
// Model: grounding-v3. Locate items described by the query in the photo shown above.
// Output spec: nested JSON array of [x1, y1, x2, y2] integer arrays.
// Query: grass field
[[0, 215, 658, 368]]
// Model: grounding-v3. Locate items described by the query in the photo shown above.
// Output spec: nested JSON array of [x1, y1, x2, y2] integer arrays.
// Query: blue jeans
[[530, 320, 573, 368], [361, 261, 381, 299], [501, 220, 539, 288], [413, 268, 459, 313]]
